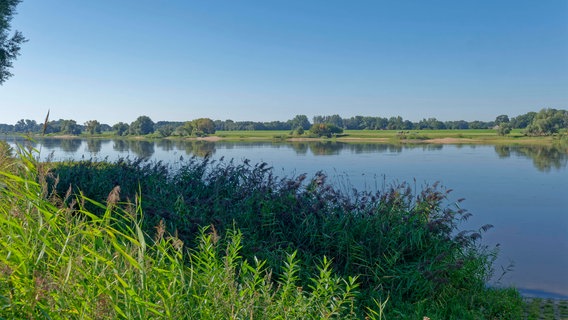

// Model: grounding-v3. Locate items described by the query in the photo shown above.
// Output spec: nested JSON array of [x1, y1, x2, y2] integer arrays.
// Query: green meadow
[[211, 129, 565, 145]]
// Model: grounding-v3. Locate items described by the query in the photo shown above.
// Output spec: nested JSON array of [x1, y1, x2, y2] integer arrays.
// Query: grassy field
[[212, 129, 565, 145]]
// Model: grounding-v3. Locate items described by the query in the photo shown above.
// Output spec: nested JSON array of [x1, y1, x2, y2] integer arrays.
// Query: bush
[[42, 155, 523, 318], [310, 123, 343, 137]]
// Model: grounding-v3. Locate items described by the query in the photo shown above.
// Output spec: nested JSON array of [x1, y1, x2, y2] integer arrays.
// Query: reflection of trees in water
[[420, 144, 444, 151], [163, 140, 217, 158], [129, 140, 155, 159], [309, 141, 343, 155], [289, 142, 309, 155], [494, 145, 568, 172], [346, 143, 401, 154], [86, 139, 102, 153], [313, 142, 444, 155], [113, 139, 129, 152], [157, 139, 175, 152], [39, 138, 62, 150], [59, 139, 82, 153], [184, 141, 216, 158]]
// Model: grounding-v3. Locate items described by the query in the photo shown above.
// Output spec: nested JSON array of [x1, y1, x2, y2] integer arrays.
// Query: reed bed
[[0, 144, 362, 319], [1, 141, 523, 318]]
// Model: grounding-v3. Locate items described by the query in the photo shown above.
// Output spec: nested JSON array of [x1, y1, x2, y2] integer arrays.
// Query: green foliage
[[0, 0, 27, 84], [130, 116, 155, 135], [511, 111, 536, 129], [45, 155, 524, 318], [525, 108, 568, 136], [84, 120, 101, 135], [288, 114, 311, 130], [192, 118, 216, 135], [173, 121, 194, 136], [0, 149, 362, 319], [497, 123, 512, 136], [113, 122, 130, 136], [495, 114, 510, 124], [310, 123, 343, 137]]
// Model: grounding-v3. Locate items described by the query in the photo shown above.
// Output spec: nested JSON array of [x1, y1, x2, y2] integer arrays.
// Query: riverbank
[[213, 129, 567, 145], [11, 128, 567, 146]]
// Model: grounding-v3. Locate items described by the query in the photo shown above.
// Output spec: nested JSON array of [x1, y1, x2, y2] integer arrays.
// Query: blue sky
[[1, 0, 567, 125]]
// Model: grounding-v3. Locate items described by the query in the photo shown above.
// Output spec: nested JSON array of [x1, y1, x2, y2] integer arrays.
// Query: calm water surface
[[3, 136, 568, 298]]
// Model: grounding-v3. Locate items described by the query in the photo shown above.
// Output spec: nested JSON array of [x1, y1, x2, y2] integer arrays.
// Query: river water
[[2, 136, 567, 298]]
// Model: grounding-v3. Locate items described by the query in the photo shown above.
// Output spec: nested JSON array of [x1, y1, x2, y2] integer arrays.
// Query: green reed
[[0, 145, 365, 319], [2, 142, 523, 318]]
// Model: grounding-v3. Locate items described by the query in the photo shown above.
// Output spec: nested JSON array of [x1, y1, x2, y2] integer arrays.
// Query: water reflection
[[113, 139, 130, 152], [86, 139, 102, 153], [129, 140, 155, 159], [0, 135, 566, 172], [494, 145, 568, 172]]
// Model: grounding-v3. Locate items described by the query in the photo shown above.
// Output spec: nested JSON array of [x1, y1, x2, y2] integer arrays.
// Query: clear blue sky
[[1, 0, 567, 125]]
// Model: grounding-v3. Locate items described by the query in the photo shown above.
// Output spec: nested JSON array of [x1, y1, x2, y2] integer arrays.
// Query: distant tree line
[[1, 108, 566, 137]]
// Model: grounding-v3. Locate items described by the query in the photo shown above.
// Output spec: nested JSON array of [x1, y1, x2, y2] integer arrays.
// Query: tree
[[192, 118, 216, 135], [309, 123, 343, 138], [1, 0, 27, 85], [156, 124, 175, 137], [497, 123, 512, 136], [130, 116, 155, 135], [511, 112, 536, 129], [525, 108, 568, 136], [61, 119, 81, 135], [173, 121, 194, 136], [112, 122, 129, 136], [84, 120, 101, 135], [288, 115, 311, 130], [495, 115, 510, 125], [14, 119, 38, 133]]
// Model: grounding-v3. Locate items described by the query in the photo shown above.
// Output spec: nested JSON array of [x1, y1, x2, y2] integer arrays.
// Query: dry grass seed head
[[155, 219, 166, 242], [106, 185, 121, 209]]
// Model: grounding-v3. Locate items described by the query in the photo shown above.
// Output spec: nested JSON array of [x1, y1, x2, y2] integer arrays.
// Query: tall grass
[[1, 142, 523, 318], [0, 144, 365, 319]]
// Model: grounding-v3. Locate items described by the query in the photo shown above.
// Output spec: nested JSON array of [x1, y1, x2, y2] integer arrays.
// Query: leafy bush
[[42, 154, 523, 318], [310, 123, 343, 137]]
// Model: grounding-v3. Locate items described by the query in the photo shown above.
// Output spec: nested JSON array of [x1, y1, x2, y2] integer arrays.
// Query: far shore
[[6, 129, 567, 146]]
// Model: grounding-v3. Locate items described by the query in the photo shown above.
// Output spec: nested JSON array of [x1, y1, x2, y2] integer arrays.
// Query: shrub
[[43, 155, 523, 318]]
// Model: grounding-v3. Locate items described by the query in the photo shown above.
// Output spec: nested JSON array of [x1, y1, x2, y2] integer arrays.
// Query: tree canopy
[[1, 0, 26, 85]]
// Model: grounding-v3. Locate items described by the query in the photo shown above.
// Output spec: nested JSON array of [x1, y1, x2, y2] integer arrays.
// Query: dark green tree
[[1, 0, 27, 84], [129, 116, 155, 135], [309, 123, 343, 138], [112, 122, 129, 136], [495, 114, 510, 125], [510, 112, 536, 129], [288, 114, 311, 130]]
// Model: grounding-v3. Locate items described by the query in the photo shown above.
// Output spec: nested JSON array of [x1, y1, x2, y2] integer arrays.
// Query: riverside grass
[[0, 141, 523, 319], [0, 143, 362, 319]]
